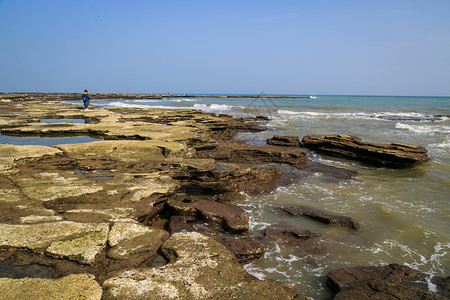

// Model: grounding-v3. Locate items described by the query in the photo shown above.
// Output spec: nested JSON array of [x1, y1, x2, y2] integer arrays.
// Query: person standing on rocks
[[82, 89, 90, 110]]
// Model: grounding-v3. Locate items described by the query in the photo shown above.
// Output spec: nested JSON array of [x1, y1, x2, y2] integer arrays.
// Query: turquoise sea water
[[64, 95, 449, 298]]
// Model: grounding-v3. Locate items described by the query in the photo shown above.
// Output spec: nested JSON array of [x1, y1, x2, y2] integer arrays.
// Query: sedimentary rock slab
[[103, 232, 301, 300], [0, 144, 62, 174], [196, 140, 307, 167], [45, 226, 109, 265], [167, 198, 249, 232], [267, 135, 301, 147], [302, 134, 429, 168], [280, 205, 360, 231], [0, 221, 109, 254], [0, 274, 102, 300], [107, 222, 169, 260]]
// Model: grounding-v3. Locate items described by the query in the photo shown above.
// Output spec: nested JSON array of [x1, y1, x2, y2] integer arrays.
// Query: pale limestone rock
[[108, 222, 153, 247], [107, 222, 169, 260], [16, 172, 103, 202], [20, 215, 64, 224], [103, 232, 299, 300], [0, 221, 109, 253], [0, 274, 102, 300], [64, 208, 136, 222], [0, 144, 62, 174], [45, 224, 109, 265]]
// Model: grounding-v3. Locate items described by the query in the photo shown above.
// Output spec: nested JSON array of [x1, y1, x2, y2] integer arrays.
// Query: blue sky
[[1, 0, 449, 96]]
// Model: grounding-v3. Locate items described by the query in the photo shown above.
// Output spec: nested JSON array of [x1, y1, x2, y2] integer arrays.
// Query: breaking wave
[[395, 123, 450, 134]]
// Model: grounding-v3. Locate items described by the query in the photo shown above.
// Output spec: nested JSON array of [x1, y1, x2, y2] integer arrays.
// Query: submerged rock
[[264, 224, 321, 244], [280, 205, 360, 231], [264, 224, 325, 254], [328, 264, 449, 299], [103, 232, 301, 299], [0, 273, 102, 300], [302, 134, 429, 168]]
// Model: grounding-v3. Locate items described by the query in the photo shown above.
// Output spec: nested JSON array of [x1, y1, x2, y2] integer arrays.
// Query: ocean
[[65, 95, 449, 299]]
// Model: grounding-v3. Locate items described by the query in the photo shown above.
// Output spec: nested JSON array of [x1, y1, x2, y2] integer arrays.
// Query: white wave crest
[[428, 140, 450, 148], [192, 103, 239, 112], [395, 123, 450, 134], [276, 110, 373, 120]]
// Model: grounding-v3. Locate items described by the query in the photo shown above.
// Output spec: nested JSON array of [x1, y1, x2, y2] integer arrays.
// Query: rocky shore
[[0, 93, 446, 299]]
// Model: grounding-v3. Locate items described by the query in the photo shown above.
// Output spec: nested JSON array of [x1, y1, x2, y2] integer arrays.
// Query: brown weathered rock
[[168, 215, 196, 234], [264, 224, 325, 254], [264, 224, 321, 244], [302, 134, 429, 168], [280, 205, 360, 231], [167, 198, 249, 233], [267, 135, 301, 147], [328, 264, 449, 300], [196, 140, 307, 167], [216, 237, 266, 264]]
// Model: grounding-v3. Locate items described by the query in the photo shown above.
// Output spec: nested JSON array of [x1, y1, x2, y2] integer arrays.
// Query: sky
[[1, 0, 450, 96]]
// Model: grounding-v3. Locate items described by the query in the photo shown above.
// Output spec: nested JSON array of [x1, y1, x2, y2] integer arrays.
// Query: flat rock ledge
[[103, 232, 301, 300], [267, 135, 301, 147], [302, 134, 429, 168], [0, 273, 102, 300], [328, 264, 450, 299]]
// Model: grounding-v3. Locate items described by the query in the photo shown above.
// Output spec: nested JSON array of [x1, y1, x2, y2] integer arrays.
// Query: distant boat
[[309, 96, 317, 99]]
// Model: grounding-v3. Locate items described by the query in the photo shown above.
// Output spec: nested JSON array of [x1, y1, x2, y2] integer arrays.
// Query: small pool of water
[[87, 176, 113, 180], [40, 119, 87, 124], [0, 132, 103, 146]]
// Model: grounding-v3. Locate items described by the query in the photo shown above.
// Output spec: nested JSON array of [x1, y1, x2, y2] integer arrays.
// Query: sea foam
[[395, 123, 450, 134]]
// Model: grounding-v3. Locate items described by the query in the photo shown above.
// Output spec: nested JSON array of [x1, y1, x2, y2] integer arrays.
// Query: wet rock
[[0, 273, 102, 299], [264, 224, 321, 244], [107, 222, 169, 260], [216, 236, 266, 264], [267, 135, 301, 147], [280, 205, 360, 231], [302, 134, 429, 168], [264, 224, 325, 254], [216, 191, 246, 203], [103, 232, 301, 299], [167, 198, 249, 233], [168, 215, 196, 234], [182, 162, 288, 196], [196, 140, 307, 167], [327, 264, 449, 299]]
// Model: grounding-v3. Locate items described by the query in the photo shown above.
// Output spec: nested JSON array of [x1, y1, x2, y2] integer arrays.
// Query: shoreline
[[0, 93, 447, 299], [1, 92, 312, 101]]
